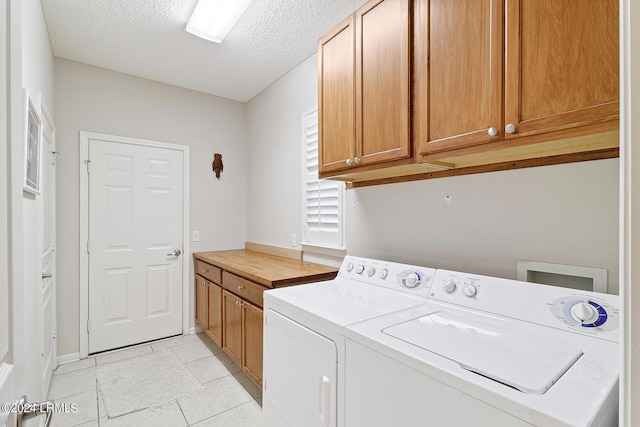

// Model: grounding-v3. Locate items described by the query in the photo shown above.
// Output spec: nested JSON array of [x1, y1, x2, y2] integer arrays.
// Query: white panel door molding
[[80, 132, 190, 355]]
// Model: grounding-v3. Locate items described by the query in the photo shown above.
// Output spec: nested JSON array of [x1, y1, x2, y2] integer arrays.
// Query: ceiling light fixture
[[186, 0, 253, 43]]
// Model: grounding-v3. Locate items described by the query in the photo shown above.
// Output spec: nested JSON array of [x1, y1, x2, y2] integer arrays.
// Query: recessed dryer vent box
[[516, 260, 608, 294]]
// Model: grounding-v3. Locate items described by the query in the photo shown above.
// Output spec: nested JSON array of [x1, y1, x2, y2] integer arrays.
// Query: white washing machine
[[262, 256, 437, 427], [345, 269, 619, 427]]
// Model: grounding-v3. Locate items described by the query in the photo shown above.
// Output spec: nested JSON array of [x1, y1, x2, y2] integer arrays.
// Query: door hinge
[[52, 327, 57, 339], [84, 159, 91, 174], [87, 320, 90, 333], [52, 151, 59, 165], [52, 239, 56, 251], [87, 241, 91, 253]]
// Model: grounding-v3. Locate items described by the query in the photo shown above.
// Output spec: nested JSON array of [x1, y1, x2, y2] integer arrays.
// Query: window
[[302, 110, 345, 249]]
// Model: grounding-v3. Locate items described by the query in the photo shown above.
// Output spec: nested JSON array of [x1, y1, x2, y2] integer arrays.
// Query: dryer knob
[[571, 302, 599, 324], [442, 280, 457, 293], [378, 268, 389, 279], [366, 266, 376, 277], [356, 264, 365, 274], [346, 263, 354, 272], [463, 284, 477, 297]]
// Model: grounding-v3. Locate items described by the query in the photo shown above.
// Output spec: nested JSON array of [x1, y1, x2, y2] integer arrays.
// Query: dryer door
[[264, 309, 338, 427]]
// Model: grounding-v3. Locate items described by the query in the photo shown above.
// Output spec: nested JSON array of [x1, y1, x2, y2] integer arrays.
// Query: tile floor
[[47, 333, 263, 427]]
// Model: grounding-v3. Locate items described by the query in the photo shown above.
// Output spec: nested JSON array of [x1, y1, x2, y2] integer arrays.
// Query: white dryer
[[262, 256, 437, 427], [345, 269, 619, 427]]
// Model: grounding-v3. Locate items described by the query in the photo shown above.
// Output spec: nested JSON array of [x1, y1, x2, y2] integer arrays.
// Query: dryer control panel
[[429, 269, 620, 342], [338, 256, 436, 298]]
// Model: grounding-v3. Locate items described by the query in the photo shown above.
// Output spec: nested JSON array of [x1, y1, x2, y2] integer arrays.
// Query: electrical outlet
[[291, 233, 296, 247], [192, 231, 200, 242]]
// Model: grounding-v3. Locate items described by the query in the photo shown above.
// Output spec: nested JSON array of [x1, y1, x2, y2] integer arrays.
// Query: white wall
[[347, 160, 619, 292], [246, 55, 318, 250], [54, 59, 248, 358], [246, 54, 620, 294]]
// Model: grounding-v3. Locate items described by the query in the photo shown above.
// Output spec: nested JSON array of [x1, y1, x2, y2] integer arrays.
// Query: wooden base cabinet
[[195, 275, 208, 331], [206, 282, 222, 347], [242, 302, 264, 386], [222, 290, 264, 387], [194, 250, 338, 389], [222, 290, 243, 367]]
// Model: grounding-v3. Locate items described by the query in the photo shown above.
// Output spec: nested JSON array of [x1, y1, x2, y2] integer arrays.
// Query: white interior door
[[39, 103, 56, 400], [0, 0, 15, 424], [88, 138, 184, 353]]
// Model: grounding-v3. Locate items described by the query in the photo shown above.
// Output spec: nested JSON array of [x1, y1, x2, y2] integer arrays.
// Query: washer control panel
[[549, 296, 618, 333], [430, 269, 620, 342], [339, 256, 436, 297]]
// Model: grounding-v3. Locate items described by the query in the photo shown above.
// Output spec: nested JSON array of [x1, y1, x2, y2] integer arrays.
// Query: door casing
[[79, 131, 190, 358]]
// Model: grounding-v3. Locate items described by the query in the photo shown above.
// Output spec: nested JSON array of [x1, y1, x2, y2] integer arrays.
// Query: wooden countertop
[[194, 249, 338, 288]]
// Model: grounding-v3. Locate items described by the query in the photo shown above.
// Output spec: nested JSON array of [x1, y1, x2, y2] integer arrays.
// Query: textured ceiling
[[41, 0, 367, 102]]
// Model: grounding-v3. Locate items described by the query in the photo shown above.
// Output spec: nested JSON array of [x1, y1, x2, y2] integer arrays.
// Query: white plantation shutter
[[303, 110, 344, 247]]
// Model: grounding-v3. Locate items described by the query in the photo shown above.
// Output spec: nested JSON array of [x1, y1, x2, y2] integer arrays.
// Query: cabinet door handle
[[505, 123, 516, 134], [346, 159, 353, 166], [202, 268, 208, 273], [237, 286, 244, 291], [487, 127, 498, 137], [354, 156, 361, 165], [235, 300, 244, 307]]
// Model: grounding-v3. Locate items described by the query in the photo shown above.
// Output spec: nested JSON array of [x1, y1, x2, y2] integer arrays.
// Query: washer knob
[[346, 263, 354, 272], [402, 273, 421, 288], [571, 302, 599, 324], [378, 268, 389, 279], [366, 266, 376, 277], [443, 280, 457, 293], [463, 284, 477, 297], [356, 264, 365, 274]]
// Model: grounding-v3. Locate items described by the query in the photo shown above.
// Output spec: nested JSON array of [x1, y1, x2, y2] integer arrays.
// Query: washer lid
[[383, 310, 584, 394]]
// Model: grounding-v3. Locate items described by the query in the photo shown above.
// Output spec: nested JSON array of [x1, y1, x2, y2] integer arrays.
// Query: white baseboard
[[57, 352, 81, 364], [189, 326, 202, 335]]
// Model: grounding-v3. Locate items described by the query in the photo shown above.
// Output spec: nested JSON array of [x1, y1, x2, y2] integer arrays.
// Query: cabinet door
[[355, 0, 411, 165], [207, 282, 223, 347], [417, 0, 503, 154], [195, 275, 208, 330], [504, 0, 619, 138], [242, 301, 263, 387], [222, 290, 242, 367], [318, 15, 356, 174]]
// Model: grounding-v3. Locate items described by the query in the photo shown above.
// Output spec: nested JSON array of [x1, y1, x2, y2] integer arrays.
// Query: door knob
[[166, 249, 182, 257]]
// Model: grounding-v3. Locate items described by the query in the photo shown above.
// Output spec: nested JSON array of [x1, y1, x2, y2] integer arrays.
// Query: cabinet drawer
[[222, 272, 265, 308], [195, 259, 222, 284]]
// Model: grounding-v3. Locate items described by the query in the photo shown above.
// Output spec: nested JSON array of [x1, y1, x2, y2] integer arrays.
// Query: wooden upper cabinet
[[418, 0, 618, 158], [319, 15, 355, 174], [356, 0, 412, 166], [319, 0, 412, 177], [504, 0, 619, 138], [417, 0, 503, 155]]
